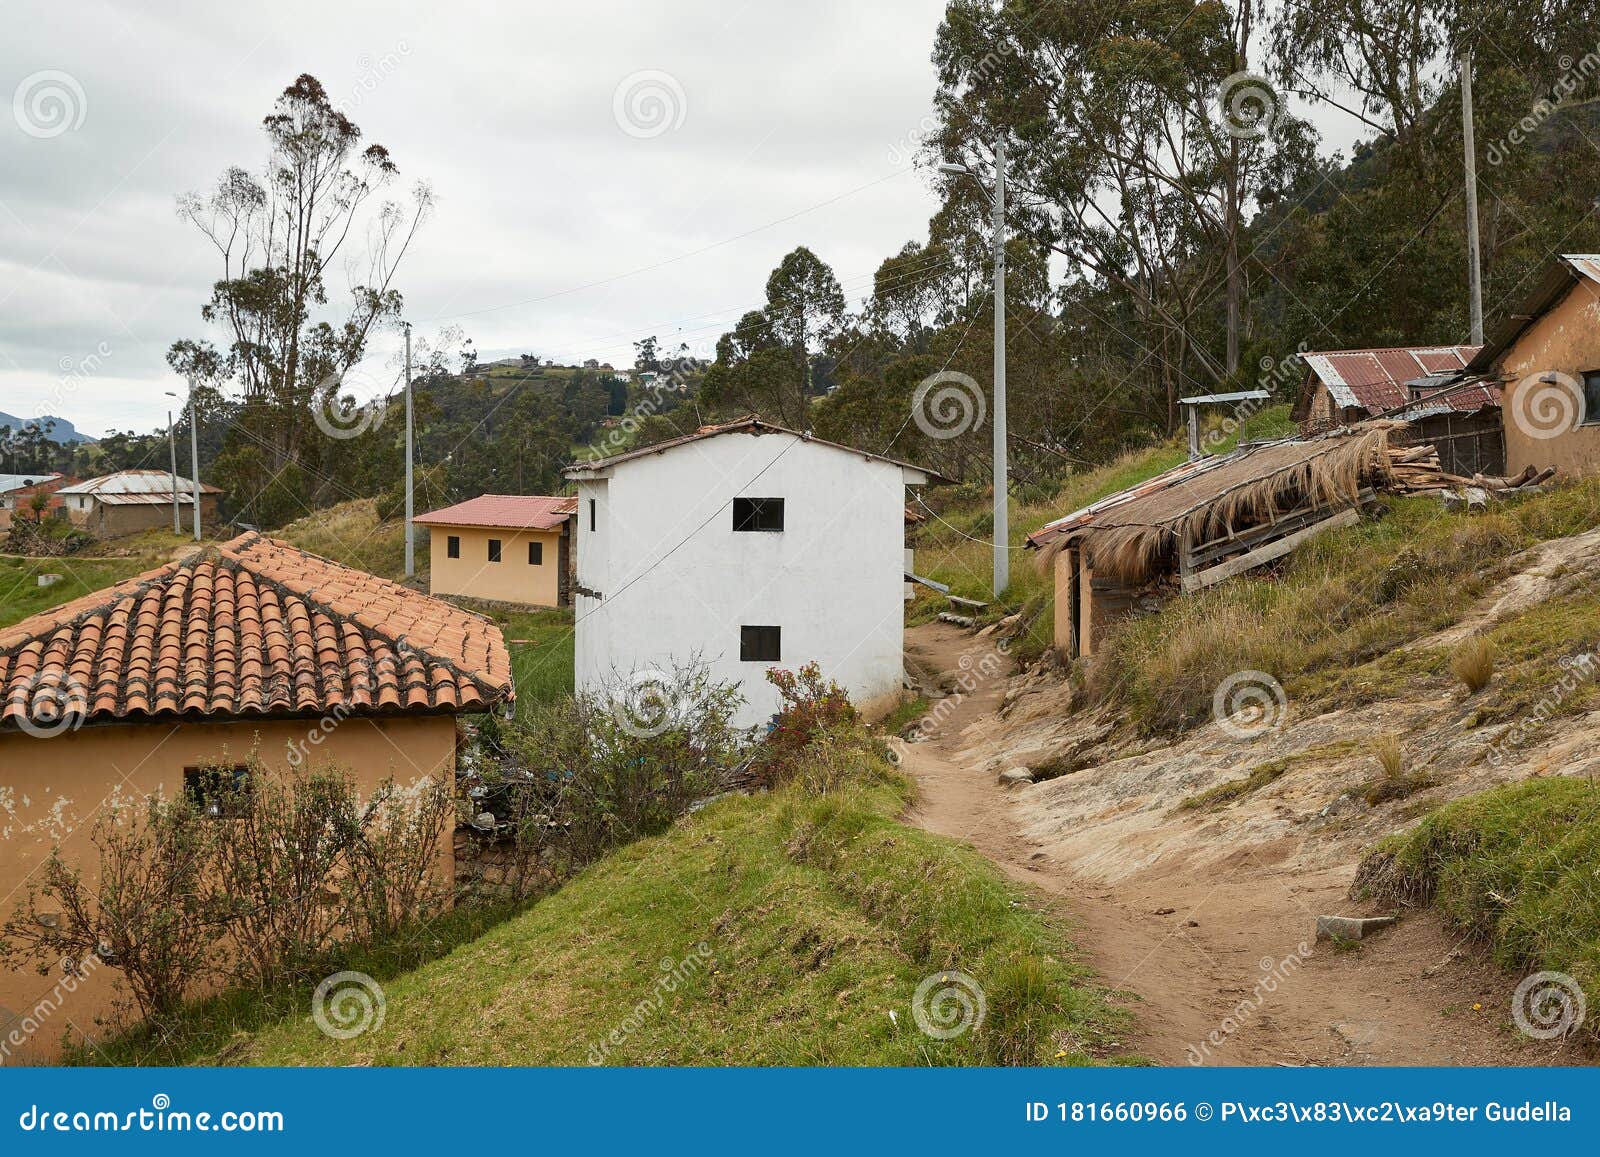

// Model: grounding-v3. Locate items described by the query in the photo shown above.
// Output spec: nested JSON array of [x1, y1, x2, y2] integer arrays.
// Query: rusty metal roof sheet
[[58, 469, 223, 503], [1300, 346, 1494, 414]]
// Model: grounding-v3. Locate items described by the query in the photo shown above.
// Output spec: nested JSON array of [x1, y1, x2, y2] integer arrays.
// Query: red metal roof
[[414, 494, 576, 530], [0, 532, 513, 731], [1299, 346, 1498, 414]]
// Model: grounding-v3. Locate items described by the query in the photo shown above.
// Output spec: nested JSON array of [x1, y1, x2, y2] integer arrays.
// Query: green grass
[[1354, 776, 1600, 1039], [479, 605, 576, 709], [1090, 476, 1600, 734], [274, 498, 411, 582], [187, 748, 1122, 1066], [0, 556, 147, 630]]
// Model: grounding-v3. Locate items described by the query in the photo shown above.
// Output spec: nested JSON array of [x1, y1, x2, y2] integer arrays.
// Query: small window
[[488, 538, 502, 562], [589, 498, 597, 532], [184, 765, 252, 819], [528, 541, 543, 565], [733, 497, 784, 532], [740, 625, 782, 662], [447, 535, 460, 559], [1582, 371, 1600, 426]]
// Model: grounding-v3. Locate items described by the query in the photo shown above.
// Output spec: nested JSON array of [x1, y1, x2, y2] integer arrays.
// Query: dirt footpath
[[896, 621, 1585, 1066]]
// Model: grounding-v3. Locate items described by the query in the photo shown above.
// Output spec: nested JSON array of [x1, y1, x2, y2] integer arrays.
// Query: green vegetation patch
[[1354, 776, 1600, 1038], [0, 556, 147, 630], [215, 752, 1123, 1066]]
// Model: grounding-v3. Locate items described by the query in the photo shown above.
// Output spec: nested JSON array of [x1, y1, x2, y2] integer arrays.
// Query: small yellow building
[[1463, 253, 1600, 477], [416, 495, 576, 609], [0, 533, 514, 1061]]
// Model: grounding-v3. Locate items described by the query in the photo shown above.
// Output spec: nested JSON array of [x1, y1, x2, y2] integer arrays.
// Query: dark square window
[[740, 625, 782, 662], [488, 538, 502, 562], [528, 541, 543, 565], [1582, 371, 1600, 426], [447, 535, 460, 559], [589, 498, 597, 532], [184, 765, 252, 819], [733, 497, 784, 532]]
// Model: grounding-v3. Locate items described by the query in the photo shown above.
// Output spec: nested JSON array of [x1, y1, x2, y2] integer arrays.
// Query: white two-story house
[[564, 418, 940, 730]]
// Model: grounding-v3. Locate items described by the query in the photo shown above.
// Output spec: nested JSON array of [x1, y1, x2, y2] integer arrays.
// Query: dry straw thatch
[[1037, 423, 1401, 585]]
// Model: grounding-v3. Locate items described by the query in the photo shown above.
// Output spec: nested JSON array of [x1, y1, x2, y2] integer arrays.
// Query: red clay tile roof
[[1299, 346, 1499, 414], [0, 533, 513, 732], [414, 494, 576, 530]]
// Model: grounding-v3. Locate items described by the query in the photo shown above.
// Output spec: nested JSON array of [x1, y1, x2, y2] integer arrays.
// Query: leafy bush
[[762, 661, 858, 784]]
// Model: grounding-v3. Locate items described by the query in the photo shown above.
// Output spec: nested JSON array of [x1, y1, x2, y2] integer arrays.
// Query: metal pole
[[168, 409, 180, 534], [404, 321, 415, 579], [1462, 50, 1484, 345], [991, 140, 1008, 600], [189, 391, 201, 541]]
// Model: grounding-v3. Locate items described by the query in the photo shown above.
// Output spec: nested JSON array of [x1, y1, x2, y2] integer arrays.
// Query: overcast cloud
[[1, 1, 1365, 439]]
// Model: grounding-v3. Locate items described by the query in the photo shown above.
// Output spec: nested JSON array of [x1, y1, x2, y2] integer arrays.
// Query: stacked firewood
[[1385, 443, 1451, 493]]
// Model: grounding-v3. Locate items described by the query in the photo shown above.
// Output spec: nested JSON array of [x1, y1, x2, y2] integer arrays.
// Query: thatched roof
[[1031, 423, 1401, 585]]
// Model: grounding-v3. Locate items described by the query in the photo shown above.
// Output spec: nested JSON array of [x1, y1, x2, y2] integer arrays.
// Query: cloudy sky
[[1, 0, 966, 436], [2, 1, 1363, 439]]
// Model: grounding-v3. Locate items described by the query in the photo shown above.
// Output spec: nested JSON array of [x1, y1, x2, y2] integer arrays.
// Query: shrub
[[1450, 635, 1496, 693], [763, 661, 859, 784]]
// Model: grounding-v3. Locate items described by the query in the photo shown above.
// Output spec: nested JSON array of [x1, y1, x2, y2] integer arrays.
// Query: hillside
[[169, 744, 1124, 1066]]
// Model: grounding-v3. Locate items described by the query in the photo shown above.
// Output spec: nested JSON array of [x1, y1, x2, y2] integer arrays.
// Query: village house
[[0, 473, 70, 532], [0, 533, 513, 1060], [56, 469, 222, 538], [1294, 345, 1504, 476], [564, 417, 941, 729], [1028, 424, 1404, 659], [414, 494, 578, 609], [1452, 253, 1600, 477]]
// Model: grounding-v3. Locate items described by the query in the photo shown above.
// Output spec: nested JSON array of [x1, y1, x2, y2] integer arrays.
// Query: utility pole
[[167, 407, 180, 534], [188, 389, 201, 541], [1462, 50, 1485, 345], [991, 139, 1008, 600], [404, 321, 415, 579]]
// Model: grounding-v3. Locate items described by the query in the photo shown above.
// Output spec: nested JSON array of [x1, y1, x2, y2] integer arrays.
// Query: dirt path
[[896, 621, 1582, 1066]]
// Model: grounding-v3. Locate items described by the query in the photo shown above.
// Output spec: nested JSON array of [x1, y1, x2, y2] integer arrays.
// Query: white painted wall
[[571, 431, 915, 730]]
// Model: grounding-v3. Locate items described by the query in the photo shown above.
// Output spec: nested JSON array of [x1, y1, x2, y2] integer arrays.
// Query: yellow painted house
[[415, 495, 577, 609]]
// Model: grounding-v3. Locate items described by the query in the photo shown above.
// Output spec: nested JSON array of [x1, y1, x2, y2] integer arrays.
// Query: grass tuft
[[1450, 635, 1497, 694]]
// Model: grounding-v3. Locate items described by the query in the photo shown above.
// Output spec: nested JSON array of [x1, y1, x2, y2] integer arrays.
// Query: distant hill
[[0, 411, 96, 443]]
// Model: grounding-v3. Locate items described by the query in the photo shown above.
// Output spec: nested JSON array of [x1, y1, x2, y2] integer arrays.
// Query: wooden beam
[[1181, 507, 1360, 593]]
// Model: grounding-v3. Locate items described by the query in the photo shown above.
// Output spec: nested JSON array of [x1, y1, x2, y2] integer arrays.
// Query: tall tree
[[762, 247, 846, 422], [170, 74, 431, 526]]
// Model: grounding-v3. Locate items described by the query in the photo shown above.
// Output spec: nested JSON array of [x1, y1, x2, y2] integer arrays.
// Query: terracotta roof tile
[[0, 532, 514, 732], [414, 494, 576, 531]]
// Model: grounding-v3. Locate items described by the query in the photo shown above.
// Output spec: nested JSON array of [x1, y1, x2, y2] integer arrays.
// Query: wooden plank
[[1188, 491, 1373, 568], [1182, 507, 1360, 593]]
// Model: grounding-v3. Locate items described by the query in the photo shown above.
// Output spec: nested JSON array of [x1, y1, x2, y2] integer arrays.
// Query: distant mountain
[[0, 411, 97, 443]]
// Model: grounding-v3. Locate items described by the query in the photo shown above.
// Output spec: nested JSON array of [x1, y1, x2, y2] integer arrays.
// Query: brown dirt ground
[[896, 621, 1591, 1067]]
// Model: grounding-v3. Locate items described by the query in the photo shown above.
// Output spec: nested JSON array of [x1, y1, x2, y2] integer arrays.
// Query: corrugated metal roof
[[1468, 253, 1600, 373], [58, 469, 222, 503], [1299, 346, 1493, 415], [414, 494, 577, 530], [0, 473, 61, 494]]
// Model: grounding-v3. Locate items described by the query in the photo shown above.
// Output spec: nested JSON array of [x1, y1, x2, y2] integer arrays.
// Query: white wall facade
[[571, 431, 916, 730]]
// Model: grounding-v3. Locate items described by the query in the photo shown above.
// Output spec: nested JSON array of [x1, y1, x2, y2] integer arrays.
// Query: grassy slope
[[1356, 777, 1600, 1036], [1092, 475, 1600, 735], [274, 498, 410, 583], [220, 757, 1123, 1066]]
